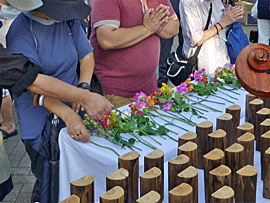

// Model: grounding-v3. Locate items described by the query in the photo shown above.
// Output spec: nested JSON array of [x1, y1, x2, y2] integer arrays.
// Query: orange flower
[[188, 84, 194, 92], [184, 79, 191, 84], [215, 73, 219, 78], [146, 97, 155, 107]]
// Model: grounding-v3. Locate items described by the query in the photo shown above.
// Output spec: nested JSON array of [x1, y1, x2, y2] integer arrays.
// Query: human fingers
[[153, 5, 170, 19], [76, 127, 91, 143]]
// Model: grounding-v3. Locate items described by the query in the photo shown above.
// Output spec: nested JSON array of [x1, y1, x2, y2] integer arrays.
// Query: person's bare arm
[[155, 18, 179, 39], [27, 74, 113, 118]]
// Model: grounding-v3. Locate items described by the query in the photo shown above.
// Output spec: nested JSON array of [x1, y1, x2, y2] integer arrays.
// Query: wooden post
[[100, 186, 124, 203], [140, 167, 162, 198], [178, 131, 197, 147], [203, 149, 225, 203], [216, 113, 233, 147], [209, 165, 232, 202], [70, 174, 94, 203], [247, 99, 264, 138], [225, 143, 245, 191], [263, 147, 270, 199], [168, 154, 190, 191], [258, 119, 270, 152], [245, 93, 257, 122], [226, 104, 241, 145], [260, 97, 270, 109], [59, 195, 80, 203], [178, 141, 197, 167], [144, 149, 164, 200], [237, 132, 255, 166], [169, 183, 193, 203], [196, 121, 213, 169], [118, 151, 139, 202], [235, 165, 258, 203], [136, 191, 161, 203], [210, 186, 234, 203], [208, 129, 226, 152], [261, 130, 270, 180], [236, 122, 254, 140], [255, 108, 270, 151], [106, 168, 129, 202], [177, 166, 198, 203]]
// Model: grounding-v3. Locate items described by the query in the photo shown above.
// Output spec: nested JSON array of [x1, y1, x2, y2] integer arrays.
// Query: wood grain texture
[[255, 108, 270, 151], [237, 132, 255, 166], [59, 195, 80, 203], [178, 141, 197, 167], [225, 105, 241, 146], [210, 186, 234, 203], [216, 113, 233, 148], [169, 183, 193, 203], [100, 186, 124, 203], [263, 147, 270, 199], [136, 191, 161, 203], [208, 129, 226, 152], [261, 130, 270, 180], [178, 131, 197, 147]]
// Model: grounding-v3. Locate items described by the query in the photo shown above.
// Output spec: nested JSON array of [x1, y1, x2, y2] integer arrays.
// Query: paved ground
[[1, 23, 256, 203]]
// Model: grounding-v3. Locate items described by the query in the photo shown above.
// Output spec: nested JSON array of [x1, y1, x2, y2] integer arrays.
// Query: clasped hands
[[220, 4, 244, 28]]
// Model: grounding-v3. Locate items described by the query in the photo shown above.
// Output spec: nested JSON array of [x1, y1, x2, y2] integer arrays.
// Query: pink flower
[[163, 100, 175, 111], [134, 91, 147, 103], [194, 71, 202, 81], [138, 101, 149, 113], [177, 82, 189, 94]]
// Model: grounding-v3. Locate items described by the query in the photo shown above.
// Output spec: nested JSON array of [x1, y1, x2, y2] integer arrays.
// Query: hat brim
[[6, 0, 43, 11], [36, 0, 91, 22]]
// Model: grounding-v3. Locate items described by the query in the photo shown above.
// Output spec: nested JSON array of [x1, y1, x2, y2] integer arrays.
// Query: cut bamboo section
[[261, 130, 270, 180], [245, 93, 257, 122], [216, 113, 233, 147], [260, 97, 270, 109], [70, 174, 94, 203], [178, 131, 197, 147], [255, 108, 270, 151], [140, 167, 162, 199], [263, 147, 270, 199], [59, 195, 80, 203], [226, 104, 241, 145], [237, 132, 255, 166], [169, 183, 193, 203], [258, 119, 270, 152], [204, 149, 225, 203], [100, 186, 124, 203], [209, 165, 232, 202], [210, 186, 234, 203], [236, 122, 254, 140], [168, 154, 190, 191], [178, 141, 197, 167], [208, 129, 226, 152], [196, 121, 213, 169], [118, 151, 139, 202], [225, 143, 245, 191], [235, 165, 258, 203], [136, 191, 161, 203], [106, 168, 129, 202], [177, 166, 198, 203]]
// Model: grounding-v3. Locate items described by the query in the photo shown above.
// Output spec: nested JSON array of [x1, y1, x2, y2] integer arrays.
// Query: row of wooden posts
[[60, 93, 270, 203]]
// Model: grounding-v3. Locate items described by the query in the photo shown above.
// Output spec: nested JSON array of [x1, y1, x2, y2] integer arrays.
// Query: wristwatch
[[77, 82, 90, 90]]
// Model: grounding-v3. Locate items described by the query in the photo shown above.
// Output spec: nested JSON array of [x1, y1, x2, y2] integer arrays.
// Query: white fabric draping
[[58, 87, 270, 202]]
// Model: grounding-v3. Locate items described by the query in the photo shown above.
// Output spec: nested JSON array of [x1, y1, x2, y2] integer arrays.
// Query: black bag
[[166, 2, 213, 86], [249, 30, 258, 43]]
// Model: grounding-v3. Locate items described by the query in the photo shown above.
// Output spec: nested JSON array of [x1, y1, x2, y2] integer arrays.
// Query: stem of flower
[[130, 132, 157, 150], [137, 128, 162, 145], [211, 94, 234, 104], [90, 141, 120, 156], [217, 90, 238, 100], [188, 98, 221, 112], [159, 109, 197, 125]]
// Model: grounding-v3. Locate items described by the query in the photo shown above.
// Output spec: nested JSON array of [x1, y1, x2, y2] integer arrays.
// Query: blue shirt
[[6, 13, 93, 140]]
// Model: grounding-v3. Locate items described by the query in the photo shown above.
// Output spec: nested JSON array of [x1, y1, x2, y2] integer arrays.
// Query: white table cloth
[[58, 88, 270, 202]]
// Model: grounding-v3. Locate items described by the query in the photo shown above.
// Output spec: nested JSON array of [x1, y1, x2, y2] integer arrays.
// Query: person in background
[[179, 0, 243, 74], [90, 0, 179, 108], [257, 0, 270, 45]]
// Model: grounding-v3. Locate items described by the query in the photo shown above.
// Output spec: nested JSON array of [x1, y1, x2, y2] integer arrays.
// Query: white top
[[179, 0, 230, 74]]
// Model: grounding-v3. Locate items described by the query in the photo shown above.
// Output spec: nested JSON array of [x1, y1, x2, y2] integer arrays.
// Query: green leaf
[[158, 126, 167, 135], [198, 81, 205, 88], [119, 120, 123, 129], [128, 138, 136, 146], [159, 98, 168, 104]]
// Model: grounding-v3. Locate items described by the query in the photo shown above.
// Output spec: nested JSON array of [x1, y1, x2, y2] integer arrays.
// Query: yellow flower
[[228, 73, 231, 77], [222, 72, 227, 77], [162, 83, 168, 87], [160, 86, 166, 92]]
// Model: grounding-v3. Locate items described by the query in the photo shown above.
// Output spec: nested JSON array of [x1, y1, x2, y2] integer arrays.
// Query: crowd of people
[[0, 0, 251, 202]]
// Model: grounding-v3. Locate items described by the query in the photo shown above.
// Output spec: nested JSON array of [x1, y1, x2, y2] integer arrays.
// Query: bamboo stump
[[237, 132, 255, 166], [209, 165, 232, 202], [261, 130, 270, 180], [235, 165, 258, 203], [106, 168, 129, 202], [255, 108, 270, 151], [216, 113, 233, 147], [178, 131, 197, 147], [247, 99, 264, 138], [226, 104, 241, 145], [208, 129, 227, 152], [144, 149, 164, 200], [100, 186, 124, 203], [177, 166, 198, 203], [178, 141, 197, 167], [263, 147, 270, 199], [136, 191, 161, 203], [204, 149, 226, 203], [225, 143, 245, 191], [236, 122, 254, 140], [260, 97, 270, 109], [169, 183, 193, 203], [140, 167, 162, 198], [168, 154, 190, 191], [70, 174, 94, 203], [210, 186, 234, 203], [196, 121, 213, 169], [258, 119, 270, 152], [59, 195, 80, 203], [118, 151, 139, 202], [245, 93, 257, 122]]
